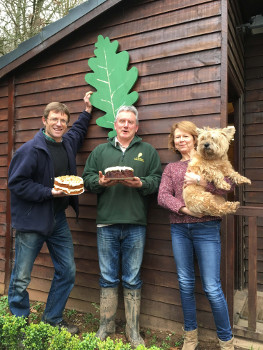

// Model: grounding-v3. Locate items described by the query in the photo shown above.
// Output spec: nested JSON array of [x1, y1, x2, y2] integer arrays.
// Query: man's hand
[[84, 91, 93, 114], [52, 188, 69, 197], [98, 171, 119, 187], [98, 172, 142, 188], [117, 177, 142, 188]]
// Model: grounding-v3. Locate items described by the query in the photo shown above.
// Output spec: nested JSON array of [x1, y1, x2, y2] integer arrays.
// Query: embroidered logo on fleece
[[134, 152, 144, 162]]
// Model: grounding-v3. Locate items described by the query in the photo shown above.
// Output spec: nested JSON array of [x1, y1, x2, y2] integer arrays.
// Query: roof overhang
[[0, 0, 123, 79]]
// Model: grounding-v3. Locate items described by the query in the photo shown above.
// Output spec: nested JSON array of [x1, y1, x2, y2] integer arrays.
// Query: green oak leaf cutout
[[85, 35, 139, 137]]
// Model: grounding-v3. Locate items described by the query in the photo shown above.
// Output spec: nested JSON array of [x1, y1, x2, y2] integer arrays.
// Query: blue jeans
[[8, 211, 76, 325], [171, 221, 232, 341], [97, 224, 146, 289]]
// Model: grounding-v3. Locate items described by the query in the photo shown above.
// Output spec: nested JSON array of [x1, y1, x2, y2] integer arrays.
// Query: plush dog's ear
[[196, 127, 203, 135], [222, 126, 235, 141]]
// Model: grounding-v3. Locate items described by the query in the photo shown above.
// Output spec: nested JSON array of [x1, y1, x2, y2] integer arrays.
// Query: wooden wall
[[228, 0, 245, 94], [227, 0, 245, 292], [0, 0, 226, 334], [0, 78, 9, 295], [227, 0, 263, 294], [244, 33, 263, 291]]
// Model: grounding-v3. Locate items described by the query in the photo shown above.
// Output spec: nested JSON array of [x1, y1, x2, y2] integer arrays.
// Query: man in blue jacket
[[8, 92, 93, 335]]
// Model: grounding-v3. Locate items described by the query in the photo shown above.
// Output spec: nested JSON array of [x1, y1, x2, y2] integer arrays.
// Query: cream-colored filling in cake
[[54, 175, 84, 194]]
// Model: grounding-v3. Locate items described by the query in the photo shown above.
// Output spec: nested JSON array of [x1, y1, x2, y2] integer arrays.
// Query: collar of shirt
[[42, 129, 62, 143], [115, 137, 127, 153]]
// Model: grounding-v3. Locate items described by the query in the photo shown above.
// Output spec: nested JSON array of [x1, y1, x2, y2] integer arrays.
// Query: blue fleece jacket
[[8, 111, 91, 236]]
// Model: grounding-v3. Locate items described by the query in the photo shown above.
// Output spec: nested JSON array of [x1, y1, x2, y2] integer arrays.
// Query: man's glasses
[[47, 118, 68, 125]]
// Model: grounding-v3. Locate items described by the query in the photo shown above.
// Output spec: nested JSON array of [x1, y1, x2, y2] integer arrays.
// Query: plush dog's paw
[[217, 182, 231, 190], [225, 201, 240, 214], [231, 174, 251, 185], [240, 177, 251, 185]]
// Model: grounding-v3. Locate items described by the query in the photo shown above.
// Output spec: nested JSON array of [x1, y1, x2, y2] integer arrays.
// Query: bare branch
[[0, 0, 86, 56]]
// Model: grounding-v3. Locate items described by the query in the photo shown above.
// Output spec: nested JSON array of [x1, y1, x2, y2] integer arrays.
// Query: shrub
[[78, 332, 101, 350], [0, 296, 8, 316], [0, 296, 162, 350], [97, 337, 125, 350], [22, 322, 57, 349], [48, 328, 80, 350], [0, 314, 27, 349]]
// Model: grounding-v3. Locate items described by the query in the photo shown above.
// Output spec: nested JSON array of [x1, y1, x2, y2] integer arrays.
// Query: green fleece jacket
[[82, 135, 162, 225]]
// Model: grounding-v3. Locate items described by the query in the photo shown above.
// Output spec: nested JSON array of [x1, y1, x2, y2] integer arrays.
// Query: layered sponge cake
[[54, 175, 84, 195], [104, 166, 134, 179]]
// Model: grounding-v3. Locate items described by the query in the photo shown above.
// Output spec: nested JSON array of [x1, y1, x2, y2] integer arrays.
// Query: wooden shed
[[0, 0, 262, 343]]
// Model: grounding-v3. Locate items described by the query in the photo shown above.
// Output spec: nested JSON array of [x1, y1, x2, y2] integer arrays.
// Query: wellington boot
[[218, 336, 234, 350], [96, 287, 118, 341], [182, 328, 198, 350], [123, 288, 145, 348]]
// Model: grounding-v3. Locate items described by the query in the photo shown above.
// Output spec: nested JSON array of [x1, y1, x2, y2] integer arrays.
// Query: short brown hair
[[43, 102, 70, 123], [168, 121, 198, 153]]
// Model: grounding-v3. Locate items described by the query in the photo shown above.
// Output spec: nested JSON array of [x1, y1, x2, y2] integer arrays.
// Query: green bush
[[48, 328, 80, 350], [0, 316, 162, 350], [0, 314, 27, 349], [78, 332, 101, 350], [22, 322, 57, 349], [0, 296, 8, 315], [97, 337, 130, 350], [0, 296, 161, 350]]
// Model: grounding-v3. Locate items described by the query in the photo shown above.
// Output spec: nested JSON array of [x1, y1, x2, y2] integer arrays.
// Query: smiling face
[[42, 111, 69, 142], [174, 128, 196, 157], [114, 111, 138, 146]]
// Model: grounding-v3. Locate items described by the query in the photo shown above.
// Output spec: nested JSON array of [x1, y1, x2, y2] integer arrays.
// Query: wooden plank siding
[[0, 78, 9, 295], [244, 33, 263, 291], [228, 0, 245, 94], [0, 0, 227, 333]]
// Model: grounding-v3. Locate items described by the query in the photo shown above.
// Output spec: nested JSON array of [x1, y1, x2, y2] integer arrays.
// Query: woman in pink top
[[158, 121, 234, 350]]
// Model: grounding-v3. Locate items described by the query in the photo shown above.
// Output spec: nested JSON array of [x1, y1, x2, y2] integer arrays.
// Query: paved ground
[[234, 337, 263, 350]]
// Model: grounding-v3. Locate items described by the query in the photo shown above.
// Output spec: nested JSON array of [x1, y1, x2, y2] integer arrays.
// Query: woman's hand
[[184, 171, 207, 187], [179, 206, 204, 218]]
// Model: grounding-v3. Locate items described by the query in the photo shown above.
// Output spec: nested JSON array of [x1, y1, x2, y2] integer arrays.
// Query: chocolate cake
[[104, 166, 134, 179]]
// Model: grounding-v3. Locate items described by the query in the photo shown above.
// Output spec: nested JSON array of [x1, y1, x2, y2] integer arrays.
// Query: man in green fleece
[[82, 105, 162, 348]]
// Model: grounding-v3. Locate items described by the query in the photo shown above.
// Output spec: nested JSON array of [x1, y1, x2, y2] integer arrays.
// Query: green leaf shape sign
[[85, 35, 139, 137]]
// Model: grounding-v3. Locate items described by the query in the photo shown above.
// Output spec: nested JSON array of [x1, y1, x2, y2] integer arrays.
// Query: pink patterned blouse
[[158, 160, 234, 224]]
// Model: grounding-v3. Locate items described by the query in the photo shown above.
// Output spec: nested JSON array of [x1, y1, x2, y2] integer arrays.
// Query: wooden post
[[248, 216, 257, 331], [226, 214, 235, 327]]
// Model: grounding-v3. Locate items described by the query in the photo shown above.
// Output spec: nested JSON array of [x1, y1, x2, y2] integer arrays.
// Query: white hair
[[115, 106, 139, 124]]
